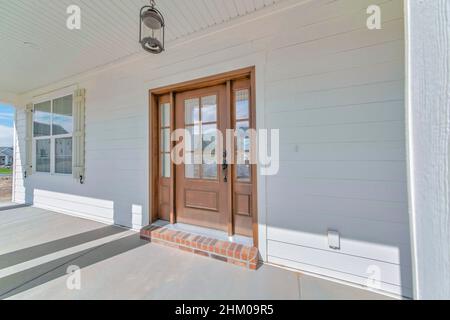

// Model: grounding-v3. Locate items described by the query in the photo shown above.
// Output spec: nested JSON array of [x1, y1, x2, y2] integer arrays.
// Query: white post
[[405, 0, 450, 299]]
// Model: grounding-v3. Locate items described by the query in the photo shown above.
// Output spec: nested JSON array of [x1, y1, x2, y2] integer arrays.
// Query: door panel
[[158, 95, 172, 221], [232, 79, 255, 237], [175, 85, 230, 232]]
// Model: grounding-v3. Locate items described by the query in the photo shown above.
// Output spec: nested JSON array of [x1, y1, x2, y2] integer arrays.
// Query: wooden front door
[[152, 68, 257, 243], [175, 85, 230, 232]]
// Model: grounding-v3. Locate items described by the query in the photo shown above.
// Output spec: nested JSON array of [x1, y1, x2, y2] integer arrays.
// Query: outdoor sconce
[[139, 0, 165, 54]]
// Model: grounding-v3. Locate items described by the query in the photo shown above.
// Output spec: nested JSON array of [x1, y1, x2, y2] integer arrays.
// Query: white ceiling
[[0, 0, 284, 94]]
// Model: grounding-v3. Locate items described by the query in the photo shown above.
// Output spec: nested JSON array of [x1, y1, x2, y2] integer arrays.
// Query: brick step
[[140, 225, 259, 270]]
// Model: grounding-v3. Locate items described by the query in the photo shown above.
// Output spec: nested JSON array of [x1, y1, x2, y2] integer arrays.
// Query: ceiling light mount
[[139, 0, 165, 54]]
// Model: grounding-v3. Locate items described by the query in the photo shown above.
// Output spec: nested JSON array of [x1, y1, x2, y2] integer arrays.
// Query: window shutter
[[25, 103, 33, 178], [73, 88, 86, 183]]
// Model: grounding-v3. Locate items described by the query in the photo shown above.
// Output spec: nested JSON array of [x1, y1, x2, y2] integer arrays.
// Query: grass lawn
[[0, 168, 12, 174]]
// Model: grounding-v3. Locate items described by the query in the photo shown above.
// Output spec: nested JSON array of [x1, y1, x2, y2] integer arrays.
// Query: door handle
[[222, 151, 228, 182]]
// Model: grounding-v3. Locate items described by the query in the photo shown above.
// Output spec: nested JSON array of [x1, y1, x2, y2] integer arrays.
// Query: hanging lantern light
[[139, 0, 165, 54]]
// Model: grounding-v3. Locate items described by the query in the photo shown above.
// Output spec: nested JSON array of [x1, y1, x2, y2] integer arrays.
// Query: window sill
[[33, 172, 73, 178]]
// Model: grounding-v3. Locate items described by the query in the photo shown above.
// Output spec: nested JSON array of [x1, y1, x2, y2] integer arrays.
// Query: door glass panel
[[52, 95, 73, 135], [202, 124, 217, 163], [161, 153, 171, 178], [202, 164, 218, 180], [185, 164, 201, 179], [202, 123, 218, 180], [236, 120, 250, 132], [201, 95, 217, 123], [160, 103, 170, 127], [185, 98, 200, 125], [33, 101, 51, 137], [185, 125, 201, 153], [55, 137, 72, 174], [185, 151, 202, 165], [35, 139, 50, 173], [236, 121, 250, 153], [159, 101, 171, 179], [235, 89, 249, 120], [234, 88, 251, 182], [185, 95, 219, 180], [237, 165, 251, 182], [160, 128, 170, 152], [185, 123, 201, 179]]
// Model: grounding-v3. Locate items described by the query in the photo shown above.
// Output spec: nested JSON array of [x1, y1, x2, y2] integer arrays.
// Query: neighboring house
[[0, 147, 13, 167], [1, 0, 449, 300]]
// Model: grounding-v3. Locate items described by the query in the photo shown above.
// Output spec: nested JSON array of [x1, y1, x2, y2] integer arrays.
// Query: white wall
[[13, 0, 411, 297], [406, 0, 450, 299], [263, 0, 411, 298]]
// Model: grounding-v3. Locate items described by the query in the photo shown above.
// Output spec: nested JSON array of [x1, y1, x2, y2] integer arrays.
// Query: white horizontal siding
[[279, 122, 404, 144], [267, 230, 411, 268], [12, 0, 410, 297], [267, 212, 411, 255], [268, 177, 406, 202], [267, 59, 403, 97], [263, 0, 410, 297], [268, 195, 408, 224], [266, 81, 404, 113], [279, 140, 406, 161], [274, 161, 406, 182], [268, 240, 410, 287]]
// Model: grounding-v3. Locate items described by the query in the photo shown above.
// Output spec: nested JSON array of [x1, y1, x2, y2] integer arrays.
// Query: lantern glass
[[142, 23, 162, 40]]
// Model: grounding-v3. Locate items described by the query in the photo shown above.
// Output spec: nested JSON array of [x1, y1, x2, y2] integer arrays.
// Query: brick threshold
[[140, 225, 260, 270]]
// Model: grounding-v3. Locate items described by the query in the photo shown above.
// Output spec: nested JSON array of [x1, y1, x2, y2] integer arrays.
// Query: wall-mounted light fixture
[[139, 0, 165, 54]]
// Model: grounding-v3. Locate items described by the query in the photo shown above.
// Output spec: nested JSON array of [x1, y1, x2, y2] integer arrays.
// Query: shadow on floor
[[0, 233, 148, 299], [0, 225, 127, 269], [0, 203, 30, 212]]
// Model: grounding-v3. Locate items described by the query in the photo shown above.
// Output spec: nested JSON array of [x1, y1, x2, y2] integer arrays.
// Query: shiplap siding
[[262, 0, 410, 297], [12, 0, 411, 297]]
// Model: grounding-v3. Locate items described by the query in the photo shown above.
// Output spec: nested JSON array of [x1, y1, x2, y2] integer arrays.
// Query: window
[[160, 102, 171, 178], [184, 95, 218, 180], [234, 89, 251, 182], [33, 95, 73, 174]]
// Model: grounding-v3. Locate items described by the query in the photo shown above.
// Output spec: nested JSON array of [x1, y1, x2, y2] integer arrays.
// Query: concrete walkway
[[0, 207, 391, 300]]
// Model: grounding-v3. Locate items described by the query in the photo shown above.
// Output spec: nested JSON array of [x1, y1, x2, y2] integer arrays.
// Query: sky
[[0, 102, 14, 147]]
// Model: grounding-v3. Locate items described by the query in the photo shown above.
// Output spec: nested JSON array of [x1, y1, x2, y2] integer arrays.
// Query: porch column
[[405, 0, 450, 299]]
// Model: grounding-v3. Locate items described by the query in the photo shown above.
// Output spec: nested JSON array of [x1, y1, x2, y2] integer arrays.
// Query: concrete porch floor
[[0, 207, 392, 300]]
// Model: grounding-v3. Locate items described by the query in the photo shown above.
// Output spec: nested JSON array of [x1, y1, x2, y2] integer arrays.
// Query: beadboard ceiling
[[0, 0, 284, 94]]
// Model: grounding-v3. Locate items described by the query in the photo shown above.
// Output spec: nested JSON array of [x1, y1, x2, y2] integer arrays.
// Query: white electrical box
[[328, 230, 340, 250]]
